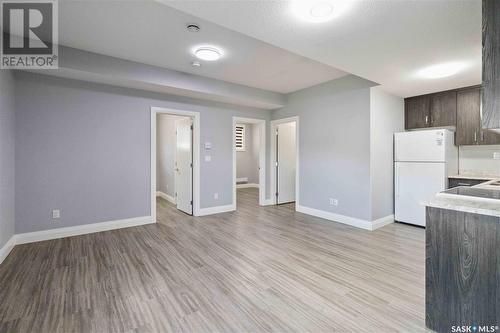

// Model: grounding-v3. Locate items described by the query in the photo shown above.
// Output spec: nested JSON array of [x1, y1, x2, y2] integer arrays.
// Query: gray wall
[[272, 75, 376, 221], [0, 70, 15, 248], [15, 72, 271, 233], [156, 114, 183, 197], [236, 123, 259, 184], [369, 87, 404, 220]]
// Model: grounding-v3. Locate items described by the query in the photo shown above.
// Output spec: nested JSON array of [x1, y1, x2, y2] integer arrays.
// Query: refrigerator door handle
[[395, 164, 400, 198]]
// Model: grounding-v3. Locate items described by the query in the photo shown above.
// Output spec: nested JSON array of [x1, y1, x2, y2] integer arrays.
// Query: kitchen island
[[425, 181, 500, 333]]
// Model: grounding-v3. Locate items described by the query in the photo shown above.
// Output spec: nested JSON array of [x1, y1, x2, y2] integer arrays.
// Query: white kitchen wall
[[459, 145, 500, 176], [369, 87, 404, 221]]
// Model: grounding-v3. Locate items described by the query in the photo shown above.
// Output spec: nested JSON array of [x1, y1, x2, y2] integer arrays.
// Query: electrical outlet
[[494, 152, 500, 160], [214, 193, 219, 200], [329, 198, 338, 206], [52, 209, 60, 219]]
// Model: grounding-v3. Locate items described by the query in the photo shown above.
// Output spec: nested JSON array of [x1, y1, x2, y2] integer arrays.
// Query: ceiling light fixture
[[417, 62, 468, 79], [291, 0, 352, 23], [193, 46, 223, 61]]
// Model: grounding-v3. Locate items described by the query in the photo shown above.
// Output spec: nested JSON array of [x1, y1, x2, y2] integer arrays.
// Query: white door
[[277, 122, 296, 204], [175, 118, 193, 215], [395, 162, 446, 226], [394, 130, 446, 162]]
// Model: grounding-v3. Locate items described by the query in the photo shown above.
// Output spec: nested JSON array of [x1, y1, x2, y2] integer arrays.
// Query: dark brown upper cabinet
[[457, 88, 482, 145], [405, 96, 430, 129], [482, 0, 500, 130], [405, 91, 456, 130], [456, 87, 500, 145], [429, 91, 457, 128]]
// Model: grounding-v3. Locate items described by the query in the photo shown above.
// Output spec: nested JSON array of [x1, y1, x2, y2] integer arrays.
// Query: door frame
[[270, 116, 300, 207], [232, 117, 266, 208], [151, 107, 201, 221]]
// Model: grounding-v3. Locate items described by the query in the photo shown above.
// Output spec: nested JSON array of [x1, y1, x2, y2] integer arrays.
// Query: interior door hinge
[[190, 125, 193, 130], [190, 200, 193, 205], [275, 192, 279, 197], [190, 163, 193, 168]]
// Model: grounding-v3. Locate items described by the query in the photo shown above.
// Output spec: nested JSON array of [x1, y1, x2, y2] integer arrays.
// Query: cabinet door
[[482, 0, 500, 130], [430, 91, 457, 127], [456, 89, 481, 145], [405, 96, 430, 129]]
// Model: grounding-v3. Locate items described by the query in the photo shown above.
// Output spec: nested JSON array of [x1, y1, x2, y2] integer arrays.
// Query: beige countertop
[[448, 173, 499, 181], [424, 195, 500, 217]]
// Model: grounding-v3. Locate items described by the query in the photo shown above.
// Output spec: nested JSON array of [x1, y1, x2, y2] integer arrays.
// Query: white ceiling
[[58, 0, 347, 94], [164, 0, 482, 98]]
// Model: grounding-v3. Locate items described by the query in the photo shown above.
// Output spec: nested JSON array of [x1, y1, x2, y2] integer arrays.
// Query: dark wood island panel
[[426, 206, 500, 333]]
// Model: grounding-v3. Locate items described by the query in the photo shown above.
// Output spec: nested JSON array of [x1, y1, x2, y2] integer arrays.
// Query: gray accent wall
[[369, 87, 404, 221], [15, 72, 271, 233], [236, 123, 260, 184], [0, 70, 15, 249], [272, 75, 377, 221]]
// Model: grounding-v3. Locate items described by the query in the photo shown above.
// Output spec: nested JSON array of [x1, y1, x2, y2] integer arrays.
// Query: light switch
[[204, 142, 212, 150], [205, 155, 211, 162], [494, 152, 500, 160], [52, 209, 60, 219]]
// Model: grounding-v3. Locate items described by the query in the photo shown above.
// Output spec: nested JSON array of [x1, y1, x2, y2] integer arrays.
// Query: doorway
[[232, 117, 266, 209], [151, 107, 200, 221], [271, 117, 299, 206]]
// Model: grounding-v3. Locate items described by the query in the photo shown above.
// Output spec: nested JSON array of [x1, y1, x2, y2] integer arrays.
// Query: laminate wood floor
[[0, 188, 426, 333]]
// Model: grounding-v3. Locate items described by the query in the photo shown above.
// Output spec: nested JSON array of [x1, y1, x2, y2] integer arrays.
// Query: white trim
[[0, 235, 16, 265], [197, 204, 235, 216], [15, 216, 154, 245], [236, 183, 259, 189], [270, 116, 300, 207], [296, 205, 393, 231], [156, 191, 176, 204], [151, 107, 201, 217], [371, 214, 395, 230], [232, 117, 267, 207], [262, 199, 275, 206], [236, 177, 248, 183]]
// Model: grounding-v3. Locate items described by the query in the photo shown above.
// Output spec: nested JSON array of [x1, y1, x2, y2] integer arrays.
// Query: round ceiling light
[[417, 62, 468, 79], [291, 0, 352, 23], [193, 46, 223, 61], [310, 2, 333, 18]]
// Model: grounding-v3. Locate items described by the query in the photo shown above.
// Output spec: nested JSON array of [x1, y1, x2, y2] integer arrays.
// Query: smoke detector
[[186, 24, 200, 32]]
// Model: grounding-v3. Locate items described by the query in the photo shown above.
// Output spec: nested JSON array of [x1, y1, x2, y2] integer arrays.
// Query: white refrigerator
[[394, 129, 458, 226]]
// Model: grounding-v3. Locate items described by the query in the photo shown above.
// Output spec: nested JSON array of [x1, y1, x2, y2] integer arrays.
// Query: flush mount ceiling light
[[193, 46, 223, 61], [291, 0, 352, 23], [417, 62, 468, 79]]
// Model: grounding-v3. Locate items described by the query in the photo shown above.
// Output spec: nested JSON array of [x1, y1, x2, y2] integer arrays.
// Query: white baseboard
[[15, 216, 154, 245], [156, 191, 176, 204], [236, 183, 259, 189], [0, 215, 154, 266], [296, 205, 393, 231], [236, 177, 248, 183], [0, 235, 16, 265], [371, 214, 395, 230], [197, 204, 236, 216]]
